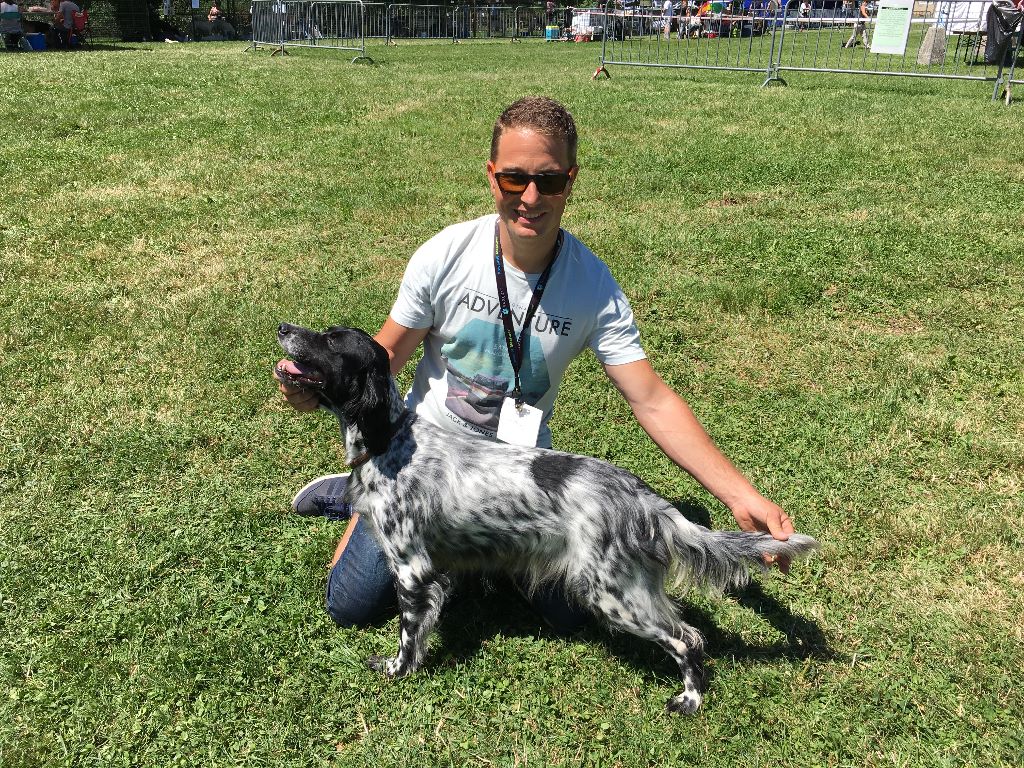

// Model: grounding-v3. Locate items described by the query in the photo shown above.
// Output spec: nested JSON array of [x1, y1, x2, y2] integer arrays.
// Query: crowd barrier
[[250, 0, 371, 60], [337, 5, 598, 44], [596, 0, 1023, 102]]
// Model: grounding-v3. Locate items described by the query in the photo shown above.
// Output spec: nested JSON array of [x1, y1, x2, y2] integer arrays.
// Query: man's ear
[[486, 160, 500, 195], [566, 165, 579, 197]]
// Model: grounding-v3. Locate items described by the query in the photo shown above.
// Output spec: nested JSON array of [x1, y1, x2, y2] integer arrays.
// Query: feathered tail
[[659, 510, 820, 593]]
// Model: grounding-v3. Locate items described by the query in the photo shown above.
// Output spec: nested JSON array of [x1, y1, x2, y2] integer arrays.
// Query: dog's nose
[[278, 323, 291, 337]]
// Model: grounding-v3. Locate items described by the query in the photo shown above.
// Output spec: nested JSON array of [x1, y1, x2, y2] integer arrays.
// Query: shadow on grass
[[427, 498, 835, 690], [31, 43, 146, 52]]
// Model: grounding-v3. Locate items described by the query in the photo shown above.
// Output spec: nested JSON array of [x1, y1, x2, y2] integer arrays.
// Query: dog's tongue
[[278, 360, 309, 377]]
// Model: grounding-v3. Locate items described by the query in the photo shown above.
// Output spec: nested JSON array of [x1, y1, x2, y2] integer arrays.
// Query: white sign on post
[[870, 0, 915, 55]]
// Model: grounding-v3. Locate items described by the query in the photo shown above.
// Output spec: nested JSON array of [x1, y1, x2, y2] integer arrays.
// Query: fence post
[[992, 18, 1024, 104], [353, 0, 372, 62], [276, 0, 288, 54], [762, 0, 789, 87], [593, 5, 610, 78]]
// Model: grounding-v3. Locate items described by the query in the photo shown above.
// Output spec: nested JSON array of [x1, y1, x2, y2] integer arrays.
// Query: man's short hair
[[490, 97, 578, 168]]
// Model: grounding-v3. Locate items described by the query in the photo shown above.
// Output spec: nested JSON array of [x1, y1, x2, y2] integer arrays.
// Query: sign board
[[870, 0, 914, 55]]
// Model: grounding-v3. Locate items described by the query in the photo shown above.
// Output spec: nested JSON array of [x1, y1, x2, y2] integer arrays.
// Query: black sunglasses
[[493, 171, 572, 196]]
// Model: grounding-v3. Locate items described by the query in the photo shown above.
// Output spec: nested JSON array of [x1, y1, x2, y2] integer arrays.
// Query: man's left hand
[[730, 495, 794, 573]]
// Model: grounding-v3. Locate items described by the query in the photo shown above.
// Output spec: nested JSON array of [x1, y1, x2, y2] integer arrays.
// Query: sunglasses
[[493, 171, 572, 196]]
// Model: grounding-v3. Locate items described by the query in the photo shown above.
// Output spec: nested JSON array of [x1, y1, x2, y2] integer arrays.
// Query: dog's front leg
[[366, 564, 448, 678]]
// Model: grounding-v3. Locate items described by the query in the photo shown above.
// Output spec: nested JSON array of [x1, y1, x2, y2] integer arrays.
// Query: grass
[[2, 38, 1022, 767]]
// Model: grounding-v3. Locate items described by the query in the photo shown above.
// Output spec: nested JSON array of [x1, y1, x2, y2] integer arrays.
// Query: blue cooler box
[[26, 32, 47, 50], [545, 25, 559, 40]]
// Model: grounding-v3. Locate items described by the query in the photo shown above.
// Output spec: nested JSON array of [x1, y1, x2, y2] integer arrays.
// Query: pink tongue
[[279, 360, 310, 376]]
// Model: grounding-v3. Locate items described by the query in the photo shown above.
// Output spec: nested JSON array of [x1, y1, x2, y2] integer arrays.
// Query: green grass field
[[2, 39, 1022, 767]]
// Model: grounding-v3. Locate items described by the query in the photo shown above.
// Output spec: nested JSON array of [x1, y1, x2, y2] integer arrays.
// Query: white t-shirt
[[1, 1, 22, 33], [57, 0, 79, 29], [390, 214, 645, 448], [663, 0, 675, 18]]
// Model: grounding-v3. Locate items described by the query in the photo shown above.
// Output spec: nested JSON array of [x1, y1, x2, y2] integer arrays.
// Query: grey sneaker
[[291, 473, 353, 521]]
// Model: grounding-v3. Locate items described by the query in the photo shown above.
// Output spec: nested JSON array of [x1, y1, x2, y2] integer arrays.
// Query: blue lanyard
[[493, 223, 563, 406]]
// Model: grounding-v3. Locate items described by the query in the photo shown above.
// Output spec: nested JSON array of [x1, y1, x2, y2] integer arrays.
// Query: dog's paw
[[366, 655, 412, 678], [665, 689, 703, 716], [365, 655, 393, 675]]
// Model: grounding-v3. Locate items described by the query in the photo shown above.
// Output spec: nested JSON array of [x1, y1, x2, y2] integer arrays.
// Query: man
[[662, 0, 675, 39], [53, 0, 78, 47], [276, 97, 796, 632]]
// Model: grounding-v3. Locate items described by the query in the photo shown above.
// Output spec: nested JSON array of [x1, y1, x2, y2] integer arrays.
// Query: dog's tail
[[658, 510, 820, 593]]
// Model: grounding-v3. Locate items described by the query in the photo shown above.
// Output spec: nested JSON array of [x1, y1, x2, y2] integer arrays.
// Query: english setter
[[277, 322, 819, 714]]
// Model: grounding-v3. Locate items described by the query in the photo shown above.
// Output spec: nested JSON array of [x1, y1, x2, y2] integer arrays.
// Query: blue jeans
[[325, 515, 589, 635]]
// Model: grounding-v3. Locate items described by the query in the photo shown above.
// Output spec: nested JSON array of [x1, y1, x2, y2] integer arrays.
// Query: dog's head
[[277, 323, 393, 455]]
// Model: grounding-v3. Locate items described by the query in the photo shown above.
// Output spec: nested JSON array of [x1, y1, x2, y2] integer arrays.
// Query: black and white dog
[[277, 322, 819, 714]]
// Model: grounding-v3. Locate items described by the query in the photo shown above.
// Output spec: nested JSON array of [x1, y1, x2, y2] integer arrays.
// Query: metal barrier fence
[[1006, 21, 1024, 102], [515, 5, 548, 38], [377, 5, 522, 42], [387, 4, 459, 41], [596, 0, 1023, 102], [250, 0, 371, 60], [359, 5, 586, 44]]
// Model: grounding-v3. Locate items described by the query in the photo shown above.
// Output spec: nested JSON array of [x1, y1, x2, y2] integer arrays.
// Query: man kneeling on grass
[[275, 96, 799, 632]]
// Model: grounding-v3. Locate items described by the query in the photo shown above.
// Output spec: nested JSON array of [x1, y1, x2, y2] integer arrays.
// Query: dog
[[276, 322, 819, 714]]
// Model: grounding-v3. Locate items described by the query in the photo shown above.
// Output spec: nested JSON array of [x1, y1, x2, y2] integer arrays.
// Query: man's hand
[[730, 494, 795, 573], [274, 359, 320, 412]]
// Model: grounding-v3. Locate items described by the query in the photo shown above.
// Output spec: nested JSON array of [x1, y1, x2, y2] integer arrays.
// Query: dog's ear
[[351, 362, 392, 455]]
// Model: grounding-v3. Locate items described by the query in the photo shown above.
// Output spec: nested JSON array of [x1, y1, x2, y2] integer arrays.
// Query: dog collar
[[349, 451, 373, 469], [348, 412, 412, 469]]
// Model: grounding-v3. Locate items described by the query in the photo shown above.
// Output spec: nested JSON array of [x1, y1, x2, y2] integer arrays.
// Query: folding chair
[[70, 8, 89, 47]]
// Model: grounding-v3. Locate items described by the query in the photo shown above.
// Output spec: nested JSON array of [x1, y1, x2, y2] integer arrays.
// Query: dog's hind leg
[[366, 557, 448, 679], [582, 577, 706, 715]]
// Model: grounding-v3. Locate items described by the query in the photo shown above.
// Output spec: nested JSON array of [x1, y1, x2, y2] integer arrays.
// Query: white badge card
[[496, 398, 543, 447]]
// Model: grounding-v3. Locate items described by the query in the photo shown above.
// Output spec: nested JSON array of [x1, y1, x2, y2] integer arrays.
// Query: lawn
[[1, 38, 1022, 767]]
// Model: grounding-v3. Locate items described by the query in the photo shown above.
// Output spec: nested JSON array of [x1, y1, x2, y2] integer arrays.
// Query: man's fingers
[[767, 512, 792, 540], [273, 363, 320, 411]]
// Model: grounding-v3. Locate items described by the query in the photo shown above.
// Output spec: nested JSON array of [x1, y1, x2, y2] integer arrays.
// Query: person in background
[[53, 0, 79, 47], [843, 0, 870, 48], [662, 0, 675, 39], [1, 0, 23, 50], [207, 1, 235, 39]]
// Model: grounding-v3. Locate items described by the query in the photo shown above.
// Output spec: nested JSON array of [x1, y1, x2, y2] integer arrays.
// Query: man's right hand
[[274, 359, 320, 412]]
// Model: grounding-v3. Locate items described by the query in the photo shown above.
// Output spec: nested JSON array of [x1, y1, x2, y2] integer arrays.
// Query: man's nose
[[520, 180, 542, 204]]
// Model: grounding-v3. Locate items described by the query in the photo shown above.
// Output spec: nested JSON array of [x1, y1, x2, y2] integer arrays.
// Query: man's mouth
[[275, 359, 325, 389]]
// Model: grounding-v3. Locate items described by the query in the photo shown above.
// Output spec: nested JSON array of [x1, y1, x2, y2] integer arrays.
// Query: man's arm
[[374, 317, 430, 376], [602, 359, 794, 560]]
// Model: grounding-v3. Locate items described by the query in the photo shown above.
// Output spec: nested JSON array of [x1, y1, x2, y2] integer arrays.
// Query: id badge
[[496, 397, 542, 447]]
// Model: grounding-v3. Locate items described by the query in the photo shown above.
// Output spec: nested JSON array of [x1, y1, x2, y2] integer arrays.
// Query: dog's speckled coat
[[277, 323, 819, 714]]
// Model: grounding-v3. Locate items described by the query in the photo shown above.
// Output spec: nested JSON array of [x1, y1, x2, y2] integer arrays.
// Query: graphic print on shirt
[[441, 286, 576, 432]]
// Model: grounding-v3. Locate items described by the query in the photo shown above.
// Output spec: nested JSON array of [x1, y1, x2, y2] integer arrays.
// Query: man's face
[[487, 128, 577, 248]]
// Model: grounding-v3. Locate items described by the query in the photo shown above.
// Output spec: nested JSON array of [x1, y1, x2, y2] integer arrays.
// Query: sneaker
[[291, 473, 353, 521]]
